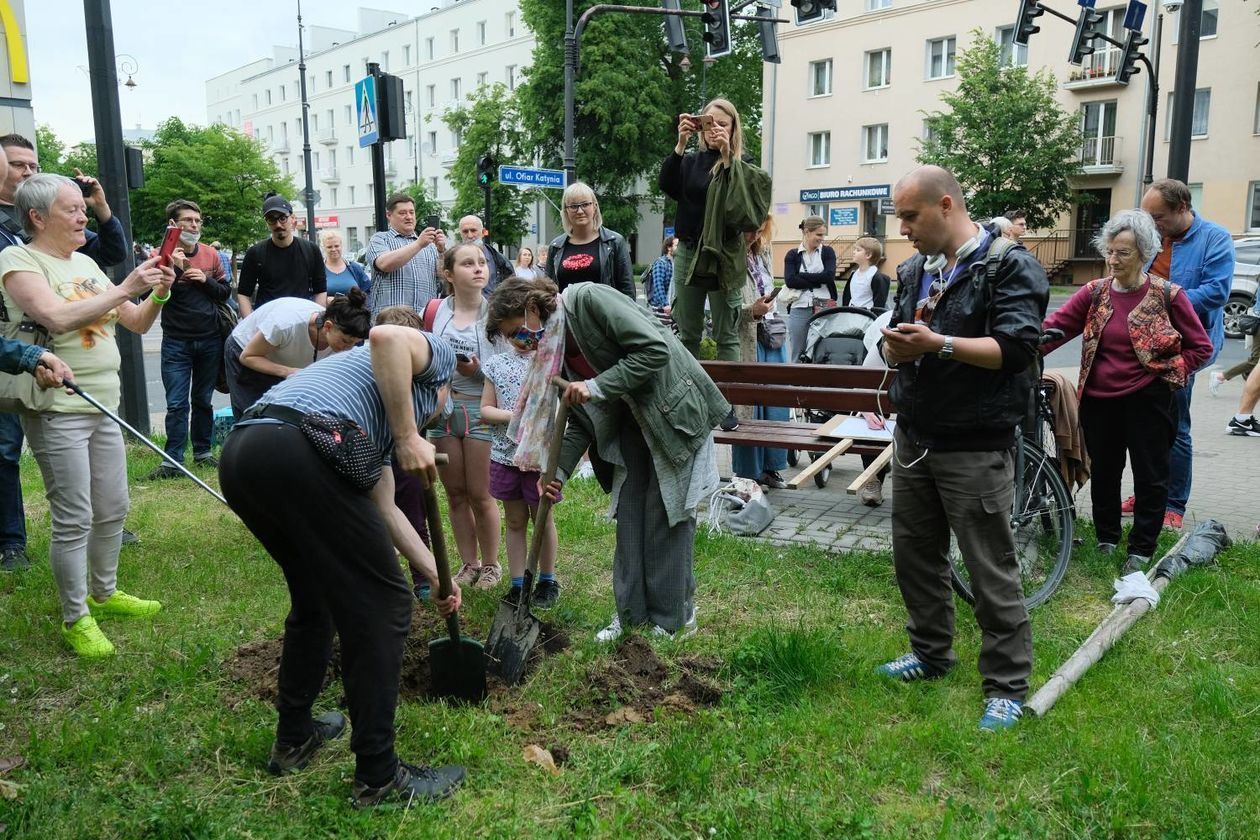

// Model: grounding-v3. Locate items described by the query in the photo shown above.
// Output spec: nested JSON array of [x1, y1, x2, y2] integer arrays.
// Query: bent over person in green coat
[[485, 278, 730, 641]]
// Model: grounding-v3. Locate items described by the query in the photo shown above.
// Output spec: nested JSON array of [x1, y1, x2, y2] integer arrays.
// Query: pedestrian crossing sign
[[355, 76, 379, 148]]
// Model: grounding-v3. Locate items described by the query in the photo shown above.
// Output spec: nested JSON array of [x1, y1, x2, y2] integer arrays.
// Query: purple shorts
[[490, 461, 561, 506]]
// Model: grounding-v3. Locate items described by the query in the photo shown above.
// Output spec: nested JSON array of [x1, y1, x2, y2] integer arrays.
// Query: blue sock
[[512, 576, 524, 588], [539, 573, 555, 583]]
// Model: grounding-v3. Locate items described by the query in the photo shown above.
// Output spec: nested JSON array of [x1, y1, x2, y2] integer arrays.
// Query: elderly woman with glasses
[[543, 182, 634, 299], [0, 173, 175, 658], [1041, 209, 1211, 573]]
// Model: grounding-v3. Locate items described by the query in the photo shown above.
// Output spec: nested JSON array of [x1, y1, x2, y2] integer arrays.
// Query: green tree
[[918, 32, 1083, 230], [442, 83, 531, 248], [35, 124, 64, 175], [515, 0, 765, 238], [129, 118, 293, 252]]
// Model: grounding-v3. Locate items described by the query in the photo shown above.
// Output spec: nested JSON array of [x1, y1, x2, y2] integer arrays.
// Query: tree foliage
[[35, 125, 64, 175], [918, 32, 1083, 230], [515, 0, 765, 237], [442, 83, 531, 248]]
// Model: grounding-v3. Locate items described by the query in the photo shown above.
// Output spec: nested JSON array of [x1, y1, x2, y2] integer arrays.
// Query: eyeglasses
[[565, 201, 593, 212], [1104, 249, 1136, 260], [9, 161, 39, 173]]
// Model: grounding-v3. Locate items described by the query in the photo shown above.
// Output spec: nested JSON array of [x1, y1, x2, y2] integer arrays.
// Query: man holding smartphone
[[365, 193, 445, 318]]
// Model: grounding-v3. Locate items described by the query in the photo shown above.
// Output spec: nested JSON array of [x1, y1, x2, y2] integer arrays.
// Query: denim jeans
[[1166, 372, 1195, 516], [731, 341, 790, 480], [0, 411, 24, 550], [161, 335, 223, 461]]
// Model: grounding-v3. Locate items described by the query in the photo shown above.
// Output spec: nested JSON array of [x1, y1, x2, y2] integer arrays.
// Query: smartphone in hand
[[425, 214, 442, 231], [694, 113, 715, 131], [156, 226, 182, 268], [766, 285, 782, 301]]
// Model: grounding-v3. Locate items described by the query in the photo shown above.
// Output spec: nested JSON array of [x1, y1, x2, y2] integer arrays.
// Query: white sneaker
[[1208, 371, 1225, 397], [594, 613, 623, 643], [651, 605, 697, 640]]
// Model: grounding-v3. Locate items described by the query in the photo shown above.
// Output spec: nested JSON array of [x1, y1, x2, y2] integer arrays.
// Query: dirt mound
[[224, 602, 572, 706]]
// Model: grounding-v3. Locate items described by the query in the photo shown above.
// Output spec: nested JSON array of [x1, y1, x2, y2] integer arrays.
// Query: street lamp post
[[1166, 0, 1201, 182], [296, 0, 317, 241]]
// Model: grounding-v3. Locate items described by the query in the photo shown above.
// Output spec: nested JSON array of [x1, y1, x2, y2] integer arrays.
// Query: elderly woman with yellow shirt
[[0, 173, 174, 658]]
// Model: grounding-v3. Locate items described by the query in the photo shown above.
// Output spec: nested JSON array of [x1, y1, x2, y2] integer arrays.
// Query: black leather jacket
[[888, 229, 1049, 451], [546, 226, 635, 300]]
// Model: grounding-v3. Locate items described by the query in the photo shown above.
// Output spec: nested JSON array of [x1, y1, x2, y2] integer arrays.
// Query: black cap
[[262, 194, 293, 217]]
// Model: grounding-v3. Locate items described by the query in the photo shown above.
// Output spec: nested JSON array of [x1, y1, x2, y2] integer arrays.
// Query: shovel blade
[[428, 636, 488, 704], [485, 599, 542, 685]]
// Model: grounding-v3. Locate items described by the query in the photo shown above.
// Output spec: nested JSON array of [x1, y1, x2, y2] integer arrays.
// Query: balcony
[[319, 167, 340, 184], [1064, 48, 1125, 90], [440, 151, 458, 168], [318, 128, 337, 145], [272, 138, 290, 154], [1079, 135, 1124, 176]]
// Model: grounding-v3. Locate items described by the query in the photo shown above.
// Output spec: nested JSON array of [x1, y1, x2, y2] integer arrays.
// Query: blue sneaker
[[876, 652, 948, 683], [979, 697, 1023, 732]]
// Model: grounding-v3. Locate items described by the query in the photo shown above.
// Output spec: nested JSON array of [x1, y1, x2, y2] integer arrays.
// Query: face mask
[[510, 323, 545, 352], [179, 230, 201, 248]]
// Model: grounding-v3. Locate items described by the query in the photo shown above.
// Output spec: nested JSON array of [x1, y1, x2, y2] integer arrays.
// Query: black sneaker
[[719, 410, 739, 432], [1226, 416, 1260, 436], [1, 546, 30, 572], [194, 453, 220, 468], [502, 585, 522, 606], [352, 760, 464, 809], [266, 711, 347, 775], [532, 579, 560, 610], [121, 529, 139, 546], [145, 463, 184, 481]]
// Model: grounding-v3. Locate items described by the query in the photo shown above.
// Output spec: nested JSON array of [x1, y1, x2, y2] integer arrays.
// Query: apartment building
[[205, 2, 538, 254], [762, 0, 1260, 279]]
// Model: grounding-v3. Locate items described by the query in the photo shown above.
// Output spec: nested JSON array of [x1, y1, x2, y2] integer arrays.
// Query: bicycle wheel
[[949, 438, 1074, 610]]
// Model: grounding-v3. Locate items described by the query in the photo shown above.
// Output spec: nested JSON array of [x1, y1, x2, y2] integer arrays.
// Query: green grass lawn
[[1, 442, 1258, 838]]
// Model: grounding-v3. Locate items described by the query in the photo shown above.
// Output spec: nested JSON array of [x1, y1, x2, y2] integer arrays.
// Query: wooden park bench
[[700, 361, 898, 491]]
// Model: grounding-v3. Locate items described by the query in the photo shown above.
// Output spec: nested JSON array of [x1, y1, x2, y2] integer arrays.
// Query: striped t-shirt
[[257, 334, 456, 458]]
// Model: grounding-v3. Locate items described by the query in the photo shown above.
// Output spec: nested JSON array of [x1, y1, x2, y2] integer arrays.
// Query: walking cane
[[39, 361, 228, 505]]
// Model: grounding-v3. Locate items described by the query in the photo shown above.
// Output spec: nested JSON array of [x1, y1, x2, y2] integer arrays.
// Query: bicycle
[[948, 331, 1076, 609]]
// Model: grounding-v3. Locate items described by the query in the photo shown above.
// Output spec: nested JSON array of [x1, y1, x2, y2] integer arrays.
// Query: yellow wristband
[[152, 289, 171, 304]]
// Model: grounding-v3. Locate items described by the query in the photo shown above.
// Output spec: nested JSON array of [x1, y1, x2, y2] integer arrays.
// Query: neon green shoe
[[61, 615, 116, 658], [88, 589, 162, 619]]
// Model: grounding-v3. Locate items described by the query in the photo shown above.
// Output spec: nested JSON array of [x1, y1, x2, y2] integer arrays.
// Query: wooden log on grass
[[1026, 531, 1191, 718]]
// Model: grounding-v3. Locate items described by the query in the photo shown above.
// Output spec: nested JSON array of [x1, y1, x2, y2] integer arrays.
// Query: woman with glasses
[[1041, 209, 1211, 573], [543, 183, 633, 299]]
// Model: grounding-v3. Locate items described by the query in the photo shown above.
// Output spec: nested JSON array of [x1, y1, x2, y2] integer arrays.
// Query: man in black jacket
[[147, 199, 232, 480], [876, 166, 1048, 732]]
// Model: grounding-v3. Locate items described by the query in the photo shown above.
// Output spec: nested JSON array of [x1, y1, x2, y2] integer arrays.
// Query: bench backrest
[[700, 361, 896, 414]]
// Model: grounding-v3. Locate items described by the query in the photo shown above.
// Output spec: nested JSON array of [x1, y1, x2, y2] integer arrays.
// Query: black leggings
[[220, 422, 411, 786]]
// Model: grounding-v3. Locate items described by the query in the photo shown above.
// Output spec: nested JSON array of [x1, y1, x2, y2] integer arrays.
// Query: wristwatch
[[937, 336, 955, 359]]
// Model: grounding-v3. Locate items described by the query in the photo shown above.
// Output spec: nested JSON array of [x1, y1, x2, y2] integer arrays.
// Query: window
[[427, 84, 436, 108], [1165, 89, 1211, 139], [866, 0, 891, 9], [348, 186, 355, 205], [865, 49, 891, 89], [426, 37, 435, 60], [477, 21, 486, 46], [346, 145, 354, 165], [808, 131, 831, 167], [404, 44, 412, 66], [311, 113, 318, 132], [926, 37, 956, 80], [1187, 182, 1203, 211], [1174, 0, 1218, 42], [450, 29, 460, 53], [922, 119, 937, 143], [282, 158, 289, 175], [280, 85, 287, 102], [266, 125, 274, 142], [347, 226, 359, 250], [427, 131, 437, 154], [1254, 82, 1260, 134], [325, 70, 333, 87], [251, 94, 258, 110], [806, 202, 829, 220], [809, 59, 833, 97], [451, 78, 462, 100], [344, 105, 352, 125], [453, 128, 463, 147], [505, 65, 518, 90], [330, 188, 337, 206], [429, 176, 439, 195], [266, 89, 272, 105], [381, 51, 389, 71], [506, 11, 516, 37], [343, 64, 351, 83], [862, 124, 889, 162], [1080, 101, 1118, 165], [996, 25, 1028, 67], [477, 71, 488, 88], [1249, 183, 1260, 232], [312, 151, 320, 169]]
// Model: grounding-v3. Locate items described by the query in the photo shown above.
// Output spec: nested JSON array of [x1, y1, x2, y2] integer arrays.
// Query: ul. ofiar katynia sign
[[497, 166, 567, 190]]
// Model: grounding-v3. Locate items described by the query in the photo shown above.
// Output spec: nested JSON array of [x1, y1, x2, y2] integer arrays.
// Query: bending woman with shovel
[[485, 277, 729, 641]]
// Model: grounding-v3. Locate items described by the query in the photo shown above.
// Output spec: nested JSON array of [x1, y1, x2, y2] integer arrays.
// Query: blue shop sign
[[829, 207, 859, 226], [800, 184, 891, 203]]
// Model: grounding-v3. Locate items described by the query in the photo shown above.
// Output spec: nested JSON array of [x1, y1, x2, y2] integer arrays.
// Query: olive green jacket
[[689, 156, 772, 292]]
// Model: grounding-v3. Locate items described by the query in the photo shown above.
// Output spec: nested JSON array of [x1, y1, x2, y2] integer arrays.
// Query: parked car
[[1225, 238, 1260, 339]]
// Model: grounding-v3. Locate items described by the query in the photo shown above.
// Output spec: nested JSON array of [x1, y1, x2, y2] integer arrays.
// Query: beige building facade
[[761, 0, 1260, 281]]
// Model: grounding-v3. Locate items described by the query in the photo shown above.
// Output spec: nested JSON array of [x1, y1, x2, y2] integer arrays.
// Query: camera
[[76, 179, 95, 198]]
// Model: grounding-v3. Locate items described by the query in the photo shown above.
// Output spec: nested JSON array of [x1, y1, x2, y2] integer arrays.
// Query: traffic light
[[702, 0, 732, 60], [792, 0, 836, 26], [476, 154, 496, 187], [1067, 5, 1105, 66], [662, 0, 687, 54], [1114, 28, 1148, 84], [376, 73, 407, 141], [1013, 0, 1044, 47], [755, 5, 781, 64]]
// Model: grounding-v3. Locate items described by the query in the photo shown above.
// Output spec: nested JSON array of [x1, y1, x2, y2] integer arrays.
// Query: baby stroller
[[788, 306, 879, 487]]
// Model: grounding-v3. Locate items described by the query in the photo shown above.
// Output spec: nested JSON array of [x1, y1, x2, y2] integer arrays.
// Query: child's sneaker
[[453, 563, 481, 586], [474, 564, 502, 590], [651, 604, 697, 639], [531, 579, 560, 609], [594, 614, 623, 643], [979, 697, 1023, 732], [88, 589, 161, 618], [61, 615, 114, 658], [875, 652, 949, 683]]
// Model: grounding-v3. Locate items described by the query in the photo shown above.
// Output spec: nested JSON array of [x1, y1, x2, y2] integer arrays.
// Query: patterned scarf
[[509, 297, 567, 472]]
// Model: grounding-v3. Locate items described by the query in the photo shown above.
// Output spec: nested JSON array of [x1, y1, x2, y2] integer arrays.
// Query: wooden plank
[[787, 438, 853, 489], [701, 361, 896, 390], [715, 383, 893, 414], [845, 444, 894, 494]]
